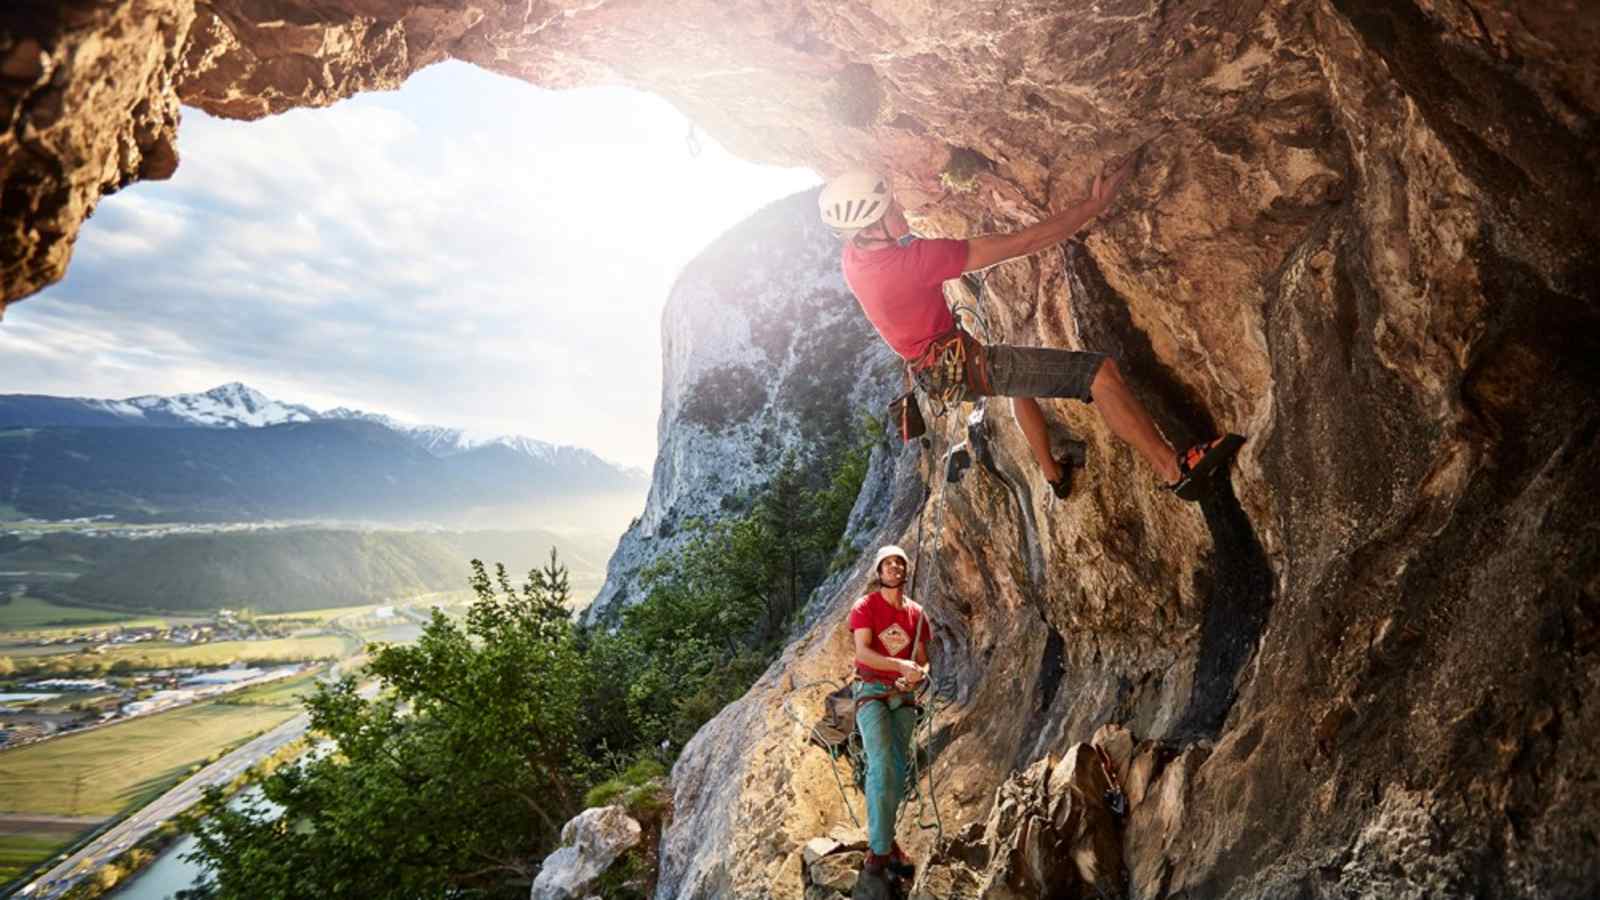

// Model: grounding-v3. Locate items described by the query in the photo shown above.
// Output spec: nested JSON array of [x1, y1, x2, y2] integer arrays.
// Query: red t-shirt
[[841, 238, 969, 361], [849, 591, 931, 684]]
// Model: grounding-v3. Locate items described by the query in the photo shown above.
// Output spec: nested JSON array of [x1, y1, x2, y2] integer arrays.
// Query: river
[[112, 781, 291, 898], [109, 830, 207, 899]]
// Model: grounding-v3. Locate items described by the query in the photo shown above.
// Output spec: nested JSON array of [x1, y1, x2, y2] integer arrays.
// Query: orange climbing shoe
[[1168, 434, 1244, 500]]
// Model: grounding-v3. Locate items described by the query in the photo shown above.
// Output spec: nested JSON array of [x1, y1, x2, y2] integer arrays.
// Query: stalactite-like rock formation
[[2, 2, 1596, 897]]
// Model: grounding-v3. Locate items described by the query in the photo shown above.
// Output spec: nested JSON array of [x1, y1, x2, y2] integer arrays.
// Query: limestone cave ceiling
[[3, 1, 1594, 312]]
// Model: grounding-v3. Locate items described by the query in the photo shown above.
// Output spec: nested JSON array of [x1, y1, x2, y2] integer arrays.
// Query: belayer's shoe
[[888, 841, 917, 880], [862, 851, 890, 877], [1168, 433, 1245, 501]]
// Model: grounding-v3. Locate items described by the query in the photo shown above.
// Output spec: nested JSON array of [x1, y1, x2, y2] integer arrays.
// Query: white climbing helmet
[[873, 544, 909, 574], [819, 170, 891, 232]]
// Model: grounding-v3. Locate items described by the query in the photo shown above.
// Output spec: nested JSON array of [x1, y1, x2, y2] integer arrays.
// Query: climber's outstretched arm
[[962, 156, 1133, 273]]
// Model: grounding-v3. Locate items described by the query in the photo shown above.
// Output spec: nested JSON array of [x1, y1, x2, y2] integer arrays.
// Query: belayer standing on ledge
[[820, 161, 1242, 500], [851, 545, 930, 882]]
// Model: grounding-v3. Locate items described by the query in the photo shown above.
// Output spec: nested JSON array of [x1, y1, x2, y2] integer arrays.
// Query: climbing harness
[[784, 672, 941, 838], [898, 270, 999, 422]]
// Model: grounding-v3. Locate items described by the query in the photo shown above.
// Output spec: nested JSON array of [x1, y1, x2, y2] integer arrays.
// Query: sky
[[0, 61, 818, 469]]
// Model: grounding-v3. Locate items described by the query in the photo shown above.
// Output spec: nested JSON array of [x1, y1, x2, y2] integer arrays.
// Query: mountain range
[[0, 384, 647, 530]]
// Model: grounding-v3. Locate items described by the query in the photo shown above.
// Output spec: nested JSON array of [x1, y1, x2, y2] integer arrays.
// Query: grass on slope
[[60, 530, 472, 614], [0, 703, 300, 817], [0, 595, 132, 631], [0, 832, 78, 885]]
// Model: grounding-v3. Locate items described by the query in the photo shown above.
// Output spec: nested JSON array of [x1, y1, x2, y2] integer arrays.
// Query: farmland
[[0, 703, 303, 817], [0, 596, 131, 631]]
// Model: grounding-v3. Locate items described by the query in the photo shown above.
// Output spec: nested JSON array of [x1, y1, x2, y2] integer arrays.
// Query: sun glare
[[4, 61, 820, 469]]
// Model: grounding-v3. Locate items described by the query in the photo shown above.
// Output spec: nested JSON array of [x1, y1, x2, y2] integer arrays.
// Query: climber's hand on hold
[[964, 151, 1137, 272], [1089, 154, 1135, 211]]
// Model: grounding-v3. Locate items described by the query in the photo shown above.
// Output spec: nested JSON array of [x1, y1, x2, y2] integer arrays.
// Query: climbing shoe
[[888, 842, 917, 880], [862, 852, 890, 876], [1048, 439, 1088, 499], [1168, 433, 1245, 501]]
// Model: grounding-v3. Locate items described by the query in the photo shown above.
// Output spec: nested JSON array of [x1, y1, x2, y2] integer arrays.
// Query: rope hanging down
[[784, 270, 1004, 845]]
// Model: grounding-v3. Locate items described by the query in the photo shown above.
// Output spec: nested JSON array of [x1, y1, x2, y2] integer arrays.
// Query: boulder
[[530, 806, 642, 900]]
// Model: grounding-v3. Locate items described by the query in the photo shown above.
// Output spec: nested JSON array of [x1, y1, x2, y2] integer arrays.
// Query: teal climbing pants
[[853, 680, 919, 855]]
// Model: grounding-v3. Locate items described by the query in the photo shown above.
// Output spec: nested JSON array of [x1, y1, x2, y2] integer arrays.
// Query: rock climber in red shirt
[[850, 544, 930, 882], [820, 163, 1242, 500]]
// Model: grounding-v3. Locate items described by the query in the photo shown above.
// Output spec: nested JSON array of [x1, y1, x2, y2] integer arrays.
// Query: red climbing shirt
[[850, 591, 931, 685], [841, 238, 969, 362]]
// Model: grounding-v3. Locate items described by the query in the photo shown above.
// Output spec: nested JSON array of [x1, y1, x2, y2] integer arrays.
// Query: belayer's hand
[[898, 660, 927, 686]]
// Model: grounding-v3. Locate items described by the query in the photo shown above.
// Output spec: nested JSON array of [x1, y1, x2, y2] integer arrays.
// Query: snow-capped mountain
[[77, 382, 320, 429], [2, 384, 634, 472], [0, 384, 648, 529], [0, 385, 648, 529]]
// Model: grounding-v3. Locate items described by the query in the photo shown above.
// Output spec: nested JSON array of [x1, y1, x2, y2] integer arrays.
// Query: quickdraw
[[907, 329, 993, 419], [1093, 744, 1128, 822]]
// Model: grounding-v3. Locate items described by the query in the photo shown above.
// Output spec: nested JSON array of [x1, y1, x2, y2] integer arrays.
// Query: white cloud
[[5, 62, 818, 468]]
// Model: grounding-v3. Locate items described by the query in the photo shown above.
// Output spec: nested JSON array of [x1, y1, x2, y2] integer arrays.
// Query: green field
[[0, 832, 77, 884], [88, 636, 353, 670], [1, 635, 354, 678], [0, 595, 132, 631], [0, 642, 97, 659], [258, 591, 473, 625], [259, 602, 387, 624], [218, 671, 324, 707], [0, 703, 301, 817]]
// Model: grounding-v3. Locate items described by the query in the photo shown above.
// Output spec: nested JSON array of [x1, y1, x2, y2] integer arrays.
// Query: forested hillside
[[3, 528, 615, 613], [0, 421, 642, 530]]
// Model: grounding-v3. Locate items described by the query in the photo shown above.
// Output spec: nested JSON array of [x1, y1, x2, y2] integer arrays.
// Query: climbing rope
[[784, 268, 998, 848], [781, 676, 864, 828], [950, 270, 996, 345], [895, 266, 1015, 841]]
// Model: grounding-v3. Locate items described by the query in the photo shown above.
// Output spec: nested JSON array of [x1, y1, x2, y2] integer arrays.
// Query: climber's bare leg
[[1012, 397, 1064, 483], [1089, 359, 1181, 484]]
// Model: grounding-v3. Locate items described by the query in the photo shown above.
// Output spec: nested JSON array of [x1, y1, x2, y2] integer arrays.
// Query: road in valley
[[14, 600, 436, 899], [18, 709, 311, 899]]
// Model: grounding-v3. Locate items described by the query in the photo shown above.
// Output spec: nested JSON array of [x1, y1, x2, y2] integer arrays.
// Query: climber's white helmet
[[820, 170, 891, 233], [874, 544, 909, 574]]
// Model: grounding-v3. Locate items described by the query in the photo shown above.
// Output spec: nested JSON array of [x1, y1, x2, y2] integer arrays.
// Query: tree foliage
[[181, 421, 879, 898], [184, 554, 589, 899]]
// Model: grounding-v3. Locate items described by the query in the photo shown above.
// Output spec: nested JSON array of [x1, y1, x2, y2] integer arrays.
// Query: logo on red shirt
[[879, 622, 911, 656]]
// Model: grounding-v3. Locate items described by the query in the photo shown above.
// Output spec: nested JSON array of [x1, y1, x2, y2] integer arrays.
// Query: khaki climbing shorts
[[913, 330, 1106, 405]]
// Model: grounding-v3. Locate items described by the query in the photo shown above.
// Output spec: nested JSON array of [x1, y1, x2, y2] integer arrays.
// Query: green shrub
[[620, 757, 666, 787], [585, 779, 627, 809]]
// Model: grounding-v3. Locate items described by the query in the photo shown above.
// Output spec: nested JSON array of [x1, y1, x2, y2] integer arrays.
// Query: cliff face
[[3, 3, 1598, 899], [584, 188, 896, 625]]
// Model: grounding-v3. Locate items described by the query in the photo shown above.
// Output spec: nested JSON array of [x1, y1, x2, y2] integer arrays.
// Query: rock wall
[[583, 187, 896, 625], [3, 2, 1598, 898]]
